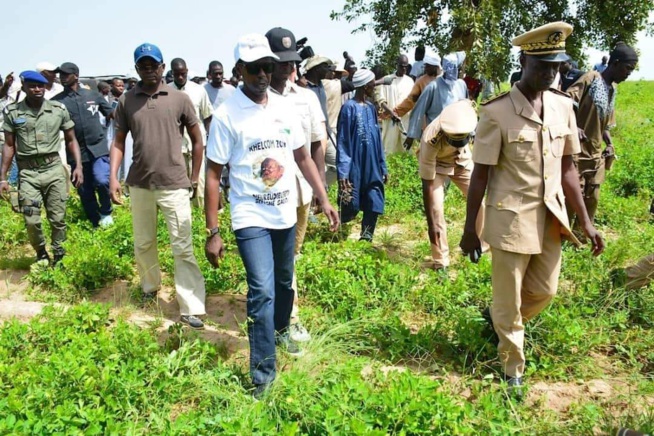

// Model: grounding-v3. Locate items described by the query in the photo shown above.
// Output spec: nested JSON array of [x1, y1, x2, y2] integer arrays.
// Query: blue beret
[[19, 70, 48, 84]]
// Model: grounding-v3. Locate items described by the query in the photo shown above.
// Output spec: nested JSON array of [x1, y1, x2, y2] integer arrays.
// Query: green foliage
[[1, 82, 654, 433], [331, 0, 654, 82]]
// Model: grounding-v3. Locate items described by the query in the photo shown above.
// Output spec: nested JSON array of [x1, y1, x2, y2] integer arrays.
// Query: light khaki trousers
[[490, 215, 562, 378], [130, 187, 206, 316], [290, 201, 311, 321], [428, 167, 486, 268]]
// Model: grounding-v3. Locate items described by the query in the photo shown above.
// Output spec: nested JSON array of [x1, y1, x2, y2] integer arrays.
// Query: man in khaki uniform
[[0, 71, 83, 265], [459, 22, 604, 396], [419, 99, 485, 272], [566, 42, 638, 232]]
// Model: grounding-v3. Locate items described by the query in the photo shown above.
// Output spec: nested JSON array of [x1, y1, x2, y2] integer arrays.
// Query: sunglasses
[[245, 62, 275, 75], [135, 63, 162, 73]]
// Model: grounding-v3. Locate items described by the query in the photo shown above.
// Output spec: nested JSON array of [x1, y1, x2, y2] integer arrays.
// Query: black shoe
[[36, 248, 50, 265], [180, 315, 205, 330], [52, 253, 64, 266], [141, 291, 158, 306], [252, 383, 270, 400], [481, 307, 499, 345], [503, 375, 524, 400]]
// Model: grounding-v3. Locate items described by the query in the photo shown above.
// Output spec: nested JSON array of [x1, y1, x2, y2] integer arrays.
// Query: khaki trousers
[[428, 167, 486, 268], [290, 201, 311, 321], [183, 153, 206, 210], [490, 215, 562, 378], [130, 187, 206, 316], [625, 254, 654, 290]]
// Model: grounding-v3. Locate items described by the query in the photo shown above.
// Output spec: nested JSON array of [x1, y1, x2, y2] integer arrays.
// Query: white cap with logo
[[234, 34, 280, 63]]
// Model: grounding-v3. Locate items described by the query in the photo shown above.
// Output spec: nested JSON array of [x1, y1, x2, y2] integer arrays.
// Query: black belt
[[17, 153, 60, 170]]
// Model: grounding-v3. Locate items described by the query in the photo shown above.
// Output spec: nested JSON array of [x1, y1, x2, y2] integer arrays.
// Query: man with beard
[[566, 42, 638, 234], [109, 43, 207, 330], [0, 71, 83, 265], [204, 34, 339, 398], [337, 69, 389, 242], [459, 22, 604, 397]]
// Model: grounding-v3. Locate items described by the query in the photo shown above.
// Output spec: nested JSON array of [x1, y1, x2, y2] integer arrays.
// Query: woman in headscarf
[[336, 69, 389, 241], [404, 51, 468, 150]]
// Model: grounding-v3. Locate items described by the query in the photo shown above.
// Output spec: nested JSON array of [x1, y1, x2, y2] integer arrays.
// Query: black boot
[[52, 252, 65, 266], [36, 248, 50, 265]]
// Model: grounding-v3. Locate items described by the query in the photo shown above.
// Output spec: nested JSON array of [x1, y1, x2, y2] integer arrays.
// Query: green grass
[[0, 81, 653, 434]]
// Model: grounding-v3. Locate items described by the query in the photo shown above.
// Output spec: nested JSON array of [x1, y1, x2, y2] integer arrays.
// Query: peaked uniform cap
[[512, 21, 573, 62]]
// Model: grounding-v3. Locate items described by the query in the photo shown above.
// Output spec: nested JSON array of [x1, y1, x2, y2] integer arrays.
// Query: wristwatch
[[206, 227, 220, 238]]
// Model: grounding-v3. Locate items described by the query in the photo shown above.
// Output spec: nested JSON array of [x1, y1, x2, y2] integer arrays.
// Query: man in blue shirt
[[54, 62, 115, 227]]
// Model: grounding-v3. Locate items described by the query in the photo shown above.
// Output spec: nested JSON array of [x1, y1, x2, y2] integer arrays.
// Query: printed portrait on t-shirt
[[259, 157, 285, 187]]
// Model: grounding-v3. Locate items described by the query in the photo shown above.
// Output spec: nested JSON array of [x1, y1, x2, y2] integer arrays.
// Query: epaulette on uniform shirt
[[480, 91, 510, 106], [548, 88, 573, 99]]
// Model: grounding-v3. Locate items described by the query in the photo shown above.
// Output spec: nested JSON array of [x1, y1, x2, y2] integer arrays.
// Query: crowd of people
[[0, 20, 649, 399]]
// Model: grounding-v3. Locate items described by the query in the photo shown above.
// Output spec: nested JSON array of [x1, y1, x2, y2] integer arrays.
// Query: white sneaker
[[289, 323, 311, 343], [277, 332, 304, 357], [99, 214, 114, 227]]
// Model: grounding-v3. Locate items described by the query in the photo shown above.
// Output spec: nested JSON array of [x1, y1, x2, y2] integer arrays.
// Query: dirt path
[[0, 269, 249, 359], [1, 268, 652, 422]]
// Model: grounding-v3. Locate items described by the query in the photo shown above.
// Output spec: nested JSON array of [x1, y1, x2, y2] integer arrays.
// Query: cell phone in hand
[[469, 247, 482, 263]]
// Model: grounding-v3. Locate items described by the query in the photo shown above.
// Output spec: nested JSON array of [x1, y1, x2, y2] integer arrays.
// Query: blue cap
[[134, 43, 163, 63], [19, 70, 48, 84]]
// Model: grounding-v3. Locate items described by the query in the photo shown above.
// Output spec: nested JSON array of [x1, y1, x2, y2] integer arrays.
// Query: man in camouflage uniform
[[0, 71, 83, 265]]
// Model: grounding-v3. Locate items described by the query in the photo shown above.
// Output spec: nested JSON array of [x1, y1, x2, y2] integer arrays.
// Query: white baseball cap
[[234, 33, 279, 63], [36, 61, 57, 73]]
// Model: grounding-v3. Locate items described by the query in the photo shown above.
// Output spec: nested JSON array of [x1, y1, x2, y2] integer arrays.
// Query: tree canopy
[[331, 0, 653, 82]]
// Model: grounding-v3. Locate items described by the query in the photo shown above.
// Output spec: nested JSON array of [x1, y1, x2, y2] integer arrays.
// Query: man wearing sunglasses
[[419, 99, 486, 274], [109, 43, 207, 330], [204, 33, 339, 398]]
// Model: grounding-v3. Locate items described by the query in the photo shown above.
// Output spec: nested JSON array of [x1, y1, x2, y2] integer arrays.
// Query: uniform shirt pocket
[[485, 190, 522, 238], [548, 124, 570, 157], [507, 128, 538, 162]]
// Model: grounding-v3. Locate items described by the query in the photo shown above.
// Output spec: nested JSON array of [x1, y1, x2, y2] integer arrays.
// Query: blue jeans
[[74, 156, 112, 226], [234, 225, 296, 386]]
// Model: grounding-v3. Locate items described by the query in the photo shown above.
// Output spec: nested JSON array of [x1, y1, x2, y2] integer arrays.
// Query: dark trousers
[[234, 225, 296, 386], [75, 156, 112, 227]]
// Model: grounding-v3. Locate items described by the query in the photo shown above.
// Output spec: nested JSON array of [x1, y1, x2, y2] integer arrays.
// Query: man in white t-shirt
[[204, 61, 236, 111], [169, 58, 213, 208], [204, 33, 339, 399]]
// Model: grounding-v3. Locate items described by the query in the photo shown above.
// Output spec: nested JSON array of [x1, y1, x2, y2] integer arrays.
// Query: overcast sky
[[2, 1, 651, 81]]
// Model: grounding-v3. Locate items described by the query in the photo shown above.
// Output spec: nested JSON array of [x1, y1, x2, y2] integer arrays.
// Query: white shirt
[[207, 88, 305, 230], [169, 80, 213, 151], [270, 80, 326, 206], [204, 82, 236, 111]]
